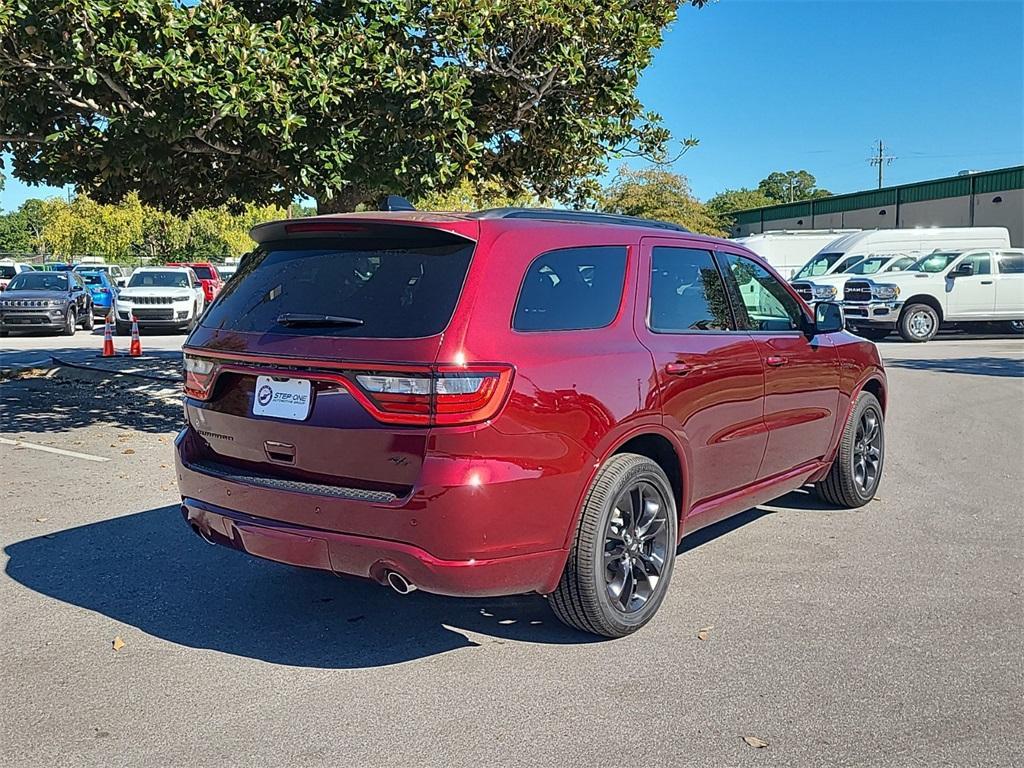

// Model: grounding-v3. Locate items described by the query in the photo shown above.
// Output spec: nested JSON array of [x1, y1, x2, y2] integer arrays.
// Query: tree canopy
[[600, 166, 723, 236], [756, 170, 831, 203], [1, 0, 711, 214], [0, 193, 289, 260]]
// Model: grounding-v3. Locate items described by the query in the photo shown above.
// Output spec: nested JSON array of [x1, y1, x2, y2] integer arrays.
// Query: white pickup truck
[[842, 249, 1024, 342]]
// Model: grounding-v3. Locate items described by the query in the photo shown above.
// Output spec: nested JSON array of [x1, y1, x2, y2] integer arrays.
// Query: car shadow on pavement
[[885, 356, 1023, 378], [4, 505, 598, 669]]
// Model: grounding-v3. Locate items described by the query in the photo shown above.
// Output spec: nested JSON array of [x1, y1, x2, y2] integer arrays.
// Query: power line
[[868, 139, 897, 189]]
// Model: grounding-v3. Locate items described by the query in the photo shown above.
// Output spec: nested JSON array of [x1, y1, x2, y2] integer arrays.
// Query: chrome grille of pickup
[[844, 281, 873, 303], [792, 282, 814, 302]]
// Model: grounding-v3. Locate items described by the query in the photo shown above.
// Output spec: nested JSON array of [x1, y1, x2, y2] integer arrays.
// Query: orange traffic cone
[[101, 317, 115, 357], [129, 315, 142, 357]]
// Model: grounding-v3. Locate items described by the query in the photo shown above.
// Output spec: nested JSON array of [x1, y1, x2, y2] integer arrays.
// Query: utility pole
[[869, 139, 896, 189]]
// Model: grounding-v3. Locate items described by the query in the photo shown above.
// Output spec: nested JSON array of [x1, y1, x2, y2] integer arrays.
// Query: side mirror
[[949, 262, 974, 278], [813, 301, 845, 334]]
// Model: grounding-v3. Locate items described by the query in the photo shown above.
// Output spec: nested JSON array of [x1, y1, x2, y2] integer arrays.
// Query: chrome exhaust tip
[[385, 570, 417, 595]]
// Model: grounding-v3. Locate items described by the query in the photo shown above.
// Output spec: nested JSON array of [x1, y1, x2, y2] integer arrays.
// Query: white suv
[[842, 249, 1024, 342], [114, 266, 206, 333]]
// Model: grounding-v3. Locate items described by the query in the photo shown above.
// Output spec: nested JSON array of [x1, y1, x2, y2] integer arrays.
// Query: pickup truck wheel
[[898, 303, 939, 342], [548, 453, 678, 638], [816, 392, 884, 508]]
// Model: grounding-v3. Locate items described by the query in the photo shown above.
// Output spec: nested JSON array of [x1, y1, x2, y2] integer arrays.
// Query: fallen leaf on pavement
[[112, 636, 125, 652], [35, 517, 48, 523], [122, 448, 135, 455], [697, 625, 714, 641], [742, 736, 769, 749]]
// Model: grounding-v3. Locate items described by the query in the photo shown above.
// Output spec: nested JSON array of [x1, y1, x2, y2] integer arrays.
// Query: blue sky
[[2, 0, 1022, 210]]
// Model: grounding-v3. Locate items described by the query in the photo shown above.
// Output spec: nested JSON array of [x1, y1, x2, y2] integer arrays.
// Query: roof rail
[[469, 208, 689, 233]]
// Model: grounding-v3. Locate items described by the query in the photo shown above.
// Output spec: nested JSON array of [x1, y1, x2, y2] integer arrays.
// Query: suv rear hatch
[[182, 219, 501, 498]]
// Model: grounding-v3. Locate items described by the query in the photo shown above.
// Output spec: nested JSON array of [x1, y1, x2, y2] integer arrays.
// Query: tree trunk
[[316, 186, 369, 214]]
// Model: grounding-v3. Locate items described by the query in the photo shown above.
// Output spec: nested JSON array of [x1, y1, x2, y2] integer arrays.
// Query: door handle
[[765, 355, 787, 367], [980, 280, 993, 285]]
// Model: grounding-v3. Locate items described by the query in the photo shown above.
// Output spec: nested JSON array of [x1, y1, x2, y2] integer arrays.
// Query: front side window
[[833, 255, 865, 274], [717, 252, 804, 332], [959, 252, 991, 275], [513, 246, 627, 332], [996, 252, 1024, 274], [648, 247, 732, 332]]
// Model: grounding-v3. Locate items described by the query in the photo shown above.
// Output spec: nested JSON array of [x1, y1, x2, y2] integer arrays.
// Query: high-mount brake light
[[284, 222, 368, 234], [183, 354, 217, 400]]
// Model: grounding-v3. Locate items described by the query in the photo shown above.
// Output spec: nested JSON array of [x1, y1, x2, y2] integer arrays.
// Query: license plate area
[[253, 375, 313, 421]]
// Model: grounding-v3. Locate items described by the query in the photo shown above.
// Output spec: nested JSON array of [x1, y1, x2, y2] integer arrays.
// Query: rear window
[[191, 266, 214, 280], [80, 273, 104, 285], [0, 266, 16, 279], [203, 233, 474, 338], [512, 246, 627, 331]]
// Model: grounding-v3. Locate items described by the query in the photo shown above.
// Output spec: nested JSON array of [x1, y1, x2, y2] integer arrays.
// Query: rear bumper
[[842, 300, 903, 329], [181, 499, 567, 598], [174, 426, 585, 597]]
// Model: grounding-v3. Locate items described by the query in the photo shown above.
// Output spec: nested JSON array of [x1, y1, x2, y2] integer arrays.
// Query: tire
[[1001, 320, 1024, 335], [898, 303, 939, 343], [115, 320, 130, 336], [852, 327, 891, 342], [61, 308, 77, 336], [816, 392, 884, 508], [81, 310, 95, 330], [548, 453, 678, 638], [183, 308, 196, 333]]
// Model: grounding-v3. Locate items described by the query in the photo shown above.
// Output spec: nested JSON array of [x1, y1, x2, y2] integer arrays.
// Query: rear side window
[[997, 252, 1024, 274], [191, 266, 215, 280], [202, 233, 474, 338], [649, 247, 732, 332], [513, 246, 627, 331]]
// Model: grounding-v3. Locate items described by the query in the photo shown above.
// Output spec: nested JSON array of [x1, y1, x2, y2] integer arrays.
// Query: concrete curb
[[49, 353, 183, 384]]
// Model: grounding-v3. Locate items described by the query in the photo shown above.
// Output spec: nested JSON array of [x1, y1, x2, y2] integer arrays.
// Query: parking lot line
[[0, 436, 110, 463]]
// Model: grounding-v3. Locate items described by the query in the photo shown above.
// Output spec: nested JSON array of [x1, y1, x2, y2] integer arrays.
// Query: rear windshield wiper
[[276, 313, 365, 328]]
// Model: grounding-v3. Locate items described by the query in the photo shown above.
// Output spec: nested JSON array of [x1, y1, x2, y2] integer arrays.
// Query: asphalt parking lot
[[1, 333, 1022, 767]]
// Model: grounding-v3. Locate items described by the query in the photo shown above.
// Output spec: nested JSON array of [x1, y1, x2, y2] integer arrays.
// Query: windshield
[[794, 252, 843, 279], [910, 251, 961, 273], [6, 272, 68, 291], [79, 272, 105, 286], [203, 233, 474, 338], [128, 271, 190, 288], [847, 256, 892, 275]]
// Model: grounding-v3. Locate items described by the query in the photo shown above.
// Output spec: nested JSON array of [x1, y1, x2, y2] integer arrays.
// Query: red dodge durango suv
[[175, 208, 887, 637]]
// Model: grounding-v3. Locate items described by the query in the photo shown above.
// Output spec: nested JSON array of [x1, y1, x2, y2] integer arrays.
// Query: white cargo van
[[793, 227, 1011, 281], [733, 229, 860, 279]]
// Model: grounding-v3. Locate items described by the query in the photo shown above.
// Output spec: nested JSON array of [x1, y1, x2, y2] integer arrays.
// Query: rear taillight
[[354, 366, 514, 426], [181, 356, 514, 426], [183, 354, 216, 399]]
